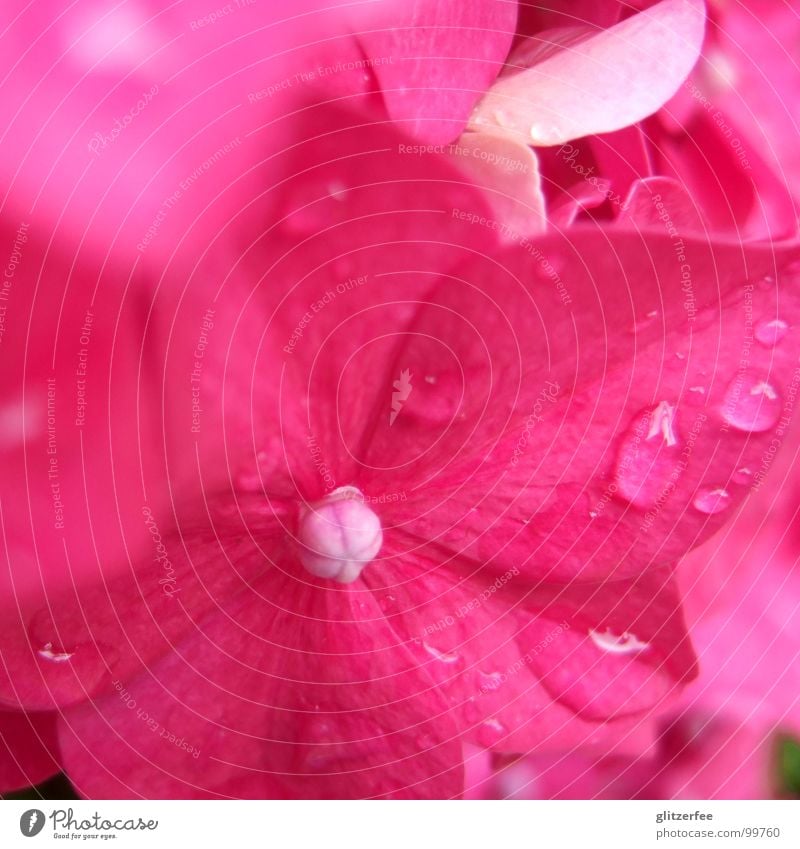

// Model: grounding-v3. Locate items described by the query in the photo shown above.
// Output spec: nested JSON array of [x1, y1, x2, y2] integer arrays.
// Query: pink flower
[[1, 0, 799, 801], [0, 107, 794, 796]]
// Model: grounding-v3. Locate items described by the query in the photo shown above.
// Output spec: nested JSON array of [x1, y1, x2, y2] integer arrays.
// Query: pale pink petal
[[471, 0, 706, 145], [449, 131, 547, 237]]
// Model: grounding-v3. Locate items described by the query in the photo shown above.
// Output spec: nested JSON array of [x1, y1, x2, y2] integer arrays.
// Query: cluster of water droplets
[[614, 287, 791, 518]]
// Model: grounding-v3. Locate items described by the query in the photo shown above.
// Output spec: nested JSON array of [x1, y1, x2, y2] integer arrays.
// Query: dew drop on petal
[[614, 401, 682, 508], [530, 122, 558, 143], [0, 397, 42, 446], [423, 642, 460, 665], [588, 628, 649, 654], [686, 386, 706, 407], [28, 612, 118, 703], [693, 487, 731, 515], [631, 310, 659, 334], [301, 719, 339, 771], [721, 372, 782, 432], [754, 319, 789, 347], [464, 699, 482, 724], [377, 594, 397, 615], [477, 718, 508, 748], [733, 467, 753, 485], [327, 180, 349, 202], [37, 642, 74, 663], [416, 733, 437, 750], [394, 371, 462, 427], [478, 670, 504, 693]]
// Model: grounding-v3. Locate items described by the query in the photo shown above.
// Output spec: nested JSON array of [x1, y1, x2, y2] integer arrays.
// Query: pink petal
[[0, 1, 362, 264], [353, 0, 518, 144], [0, 224, 244, 708], [185, 105, 501, 491], [354, 227, 800, 587], [652, 109, 797, 239], [365, 542, 655, 751], [521, 569, 696, 719], [0, 493, 287, 710], [0, 110, 506, 712], [589, 123, 654, 204], [0, 709, 60, 793], [58, 569, 463, 799], [617, 176, 705, 232], [471, 0, 706, 145], [0, 224, 192, 612], [516, 0, 627, 37]]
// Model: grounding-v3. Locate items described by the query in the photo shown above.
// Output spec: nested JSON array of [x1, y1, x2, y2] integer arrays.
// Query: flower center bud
[[296, 486, 383, 584]]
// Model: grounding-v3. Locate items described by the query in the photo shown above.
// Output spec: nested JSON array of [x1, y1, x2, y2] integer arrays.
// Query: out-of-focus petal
[[353, 0, 518, 144], [0, 709, 59, 792]]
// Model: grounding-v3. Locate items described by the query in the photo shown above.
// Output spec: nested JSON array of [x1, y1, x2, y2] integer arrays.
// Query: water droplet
[[647, 401, 678, 445], [477, 718, 508, 748], [693, 487, 731, 515], [754, 319, 788, 347], [395, 371, 462, 427], [685, 386, 707, 408], [327, 180, 348, 202], [464, 699, 482, 724], [631, 310, 659, 334], [733, 467, 752, 485], [614, 402, 682, 508], [301, 719, 340, 771], [755, 274, 776, 291], [588, 510, 598, 519], [0, 397, 42, 446], [529, 122, 560, 143], [589, 628, 649, 654], [235, 443, 285, 492], [28, 612, 117, 704], [416, 733, 436, 750], [37, 642, 74, 663], [493, 109, 511, 128], [423, 642, 460, 664], [478, 670, 504, 693], [378, 594, 398, 615], [721, 371, 782, 432], [283, 182, 349, 236], [675, 352, 686, 360]]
